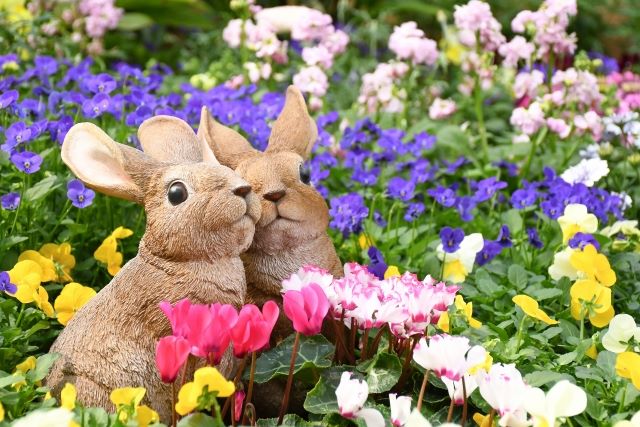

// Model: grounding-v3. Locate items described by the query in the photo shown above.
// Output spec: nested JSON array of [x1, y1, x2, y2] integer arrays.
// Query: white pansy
[[557, 203, 598, 243], [601, 220, 640, 238], [548, 246, 580, 281], [390, 393, 412, 427], [560, 158, 610, 187], [13, 408, 74, 427], [613, 411, 640, 427], [436, 233, 484, 283], [335, 372, 384, 427], [524, 380, 587, 427], [602, 314, 640, 353], [405, 409, 462, 427]]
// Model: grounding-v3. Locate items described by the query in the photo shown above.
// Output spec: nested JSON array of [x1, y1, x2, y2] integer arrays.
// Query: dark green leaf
[[361, 352, 401, 393], [305, 366, 360, 415], [507, 265, 528, 289], [24, 176, 61, 203], [178, 413, 221, 427], [117, 12, 154, 30]]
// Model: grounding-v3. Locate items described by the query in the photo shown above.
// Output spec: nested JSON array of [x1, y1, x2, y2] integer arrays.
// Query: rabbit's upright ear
[[197, 106, 257, 169], [138, 115, 219, 165], [266, 85, 318, 159], [62, 123, 151, 204]]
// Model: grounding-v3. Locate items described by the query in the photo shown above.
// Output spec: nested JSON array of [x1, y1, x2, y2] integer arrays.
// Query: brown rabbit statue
[[45, 116, 261, 422]]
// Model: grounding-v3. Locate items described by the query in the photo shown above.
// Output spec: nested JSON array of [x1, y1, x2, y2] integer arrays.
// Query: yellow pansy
[[512, 295, 559, 325], [570, 280, 611, 314], [437, 311, 450, 332], [437, 233, 484, 284], [111, 226, 133, 239], [358, 234, 372, 250], [569, 244, 616, 287], [469, 353, 493, 375], [110, 387, 146, 408], [384, 265, 401, 279], [54, 282, 97, 326], [473, 412, 492, 427], [175, 367, 235, 416], [18, 250, 57, 282], [34, 286, 54, 317], [9, 260, 43, 304], [585, 344, 598, 360], [136, 405, 159, 427], [455, 295, 482, 329], [557, 204, 598, 243], [616, 352, 640, 390], [61, 383, 76, 410], [13, 355, 36, 389], [0, 0, 32, 23], [39, 243, 75, 282], [0, 402, 4, 422], [95, 227, 133, 276]]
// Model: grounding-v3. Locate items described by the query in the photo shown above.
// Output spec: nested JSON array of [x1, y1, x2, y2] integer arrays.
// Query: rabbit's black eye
[[299, 163, 311, 185], [168, 182, 188, 205]]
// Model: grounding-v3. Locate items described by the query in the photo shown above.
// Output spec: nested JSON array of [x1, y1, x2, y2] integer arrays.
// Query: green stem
[[521, 127, 548, 180], [514, 315, 527, 355], [560, 135, 582, 169], [47, 200, 72, 241], [15, 303, 26, 328], [547, 51, 554, 92], [9, 174, 27, 236], [439, 253, 446, 282], [618, 383, 627, 413], [474, 81, 489, 162]]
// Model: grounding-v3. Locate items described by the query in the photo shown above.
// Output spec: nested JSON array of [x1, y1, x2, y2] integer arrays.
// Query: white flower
[[524, 380, 587, 427], [255, 5, 314, 33], [560, 158, 610, 187], [510, 102, 545, 135], [613, 411, 640, 427], [601, 220, 640, 238], [548, 246, 580, 281], [556, 203, 598, 243], [602, 314, 640, 353], [390, 393, 412, 426], [405, 409, 462, 427], [441, 373, 478, 405], [13, 408, 74, 427], [335, 372, 384, 427], [436, 233, 484, 283], [413, 334, 486, 381], [429, 98, 457, 120], [476, 363, 530, 427]]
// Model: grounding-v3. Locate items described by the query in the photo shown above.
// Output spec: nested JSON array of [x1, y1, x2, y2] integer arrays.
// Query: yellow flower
[[557, 204, 598, 243], [0, 402, 4, 422], [9, 260, 43, 303], [110, 387, 146, 408], [61, 383, 76, 410], [95, 227, 133, 276], [455, 295, 482, 329], [54, 282, 97, 326], [437, 311, 450, 333], [18, 250, 57, 282], [384, 265, 401, 279], [437, 234, 484, 284], [570, 279, 615, 328], [111, 226, 133, 239], [136, 405, 159, 427], [469, 353, 493, 375], [0, 0, 32, 23], [585, 344, 598, 360], [175, 367, 235, 416], [34, 285, 54, 317], [358, 234, 372, 250], [569, 244, 616, 287], [512, 295, 559, 325], [473, 412, 492, 427], [13, 355, 36, 389], [616, 352, 640, 390], [39, 243, 75, 282]]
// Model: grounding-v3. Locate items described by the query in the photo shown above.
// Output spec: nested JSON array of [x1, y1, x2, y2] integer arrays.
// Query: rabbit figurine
[[45, 116, 261, 422], [197, 86, 343, 344]]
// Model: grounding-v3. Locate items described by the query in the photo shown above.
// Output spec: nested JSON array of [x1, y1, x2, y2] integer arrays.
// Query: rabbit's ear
[[62, 123, 151, 203], [266, 85, 318, 159], [197, 106, 257, 169], [138, 115, 219, 165]]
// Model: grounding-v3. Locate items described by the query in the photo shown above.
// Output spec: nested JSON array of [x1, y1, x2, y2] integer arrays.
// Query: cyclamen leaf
[[361, 352, 402, 393], [177, 413, 219, 427], [305, 366, 361, 415]]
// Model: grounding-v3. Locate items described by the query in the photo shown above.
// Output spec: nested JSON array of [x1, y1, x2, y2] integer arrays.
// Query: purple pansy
[[388, 177, 415, 202], [527, 227, 544, 249], [496, 225, 512, 248], [329, 193, 369, 237], [11, 151, 42, 174], [1, 192, 20, 210], [0, 89, 18, 109], [367, 246, 388, 280], [568, 233, 601, 251], [428, 186, 457, 207], [67, 179, 96, 208], [475, 240, 503, 266], [0, 272, 17, 295], [440, 227, 465, 253], [2, 121, 32, 152]]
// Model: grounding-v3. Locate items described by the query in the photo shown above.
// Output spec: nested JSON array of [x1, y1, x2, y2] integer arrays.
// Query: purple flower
[[0, 89, 18, 109], [2, 122, 32, 152], [412, 132, 436, 153], [84, 73, 117, 94], [1, 192, 20, 210], [443, 156, 469, 174], [440, 227, 465, 253], [568, 233, 601, 251], [428, 185, 457, 207], [34, 55, 58, 76], [352, 167, 379, 186], [11, 151, 42, 174], [404, 202, 425, 222], [472, 177, 507, 203], [410, 159, 437, 184], [67, 179, 95, 208], [527, 227, 544, 249], [367, 246, 387, 280], [493, 160, 518, 177], [388, 177, 415, 201], [0, 272, 17, 295], [373, 211, 387, 227], [511, 188, 538, 209], [540, 199, 563, 219], [475, 240, 503, 266], [496, 225, 512, 248], [82, 93, 111, 118], [329, 193, 369, 237], [456, 196, 477, 222]]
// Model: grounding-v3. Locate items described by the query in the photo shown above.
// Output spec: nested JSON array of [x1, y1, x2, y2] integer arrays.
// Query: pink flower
[[293, 66, 328, 97], [428, 98, 457, 120], [453, 0, 505, 51], [255, 6, 314, 34], [223, 19, 244, 48], [302, 45, 334, 69], [412, 334, 486, 381], [188, 303, 238, 364], [159, 299, 192, 338], [282, 265, 335, 305], [388, 22, 438, 66], [510, 102, 545, 135], [283, 283, 330, 336], [230, 301, 280, 358], [574, 111, 603, 141], [547, 117, 571, 139], [513, 70, 544, 99], [234, 390, 245, 423], [291, 9, 333, 42], [79, 0, 123, 39], [322, 29, 349, 55], [156, 335, 190, 383], [499, 36, 535, 68]]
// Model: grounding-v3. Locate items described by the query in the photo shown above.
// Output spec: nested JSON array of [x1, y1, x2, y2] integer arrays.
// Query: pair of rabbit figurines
[[45, 86, 343, 422]]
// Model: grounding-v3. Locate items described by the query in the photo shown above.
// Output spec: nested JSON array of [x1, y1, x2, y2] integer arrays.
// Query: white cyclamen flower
[[602, 314, 640, 353], [413, 334, 486, 381], [405, 409, 462, 427], [613, 411, 640, 427], [476, 363, 530, 427], [335, 372, 384, 427], [524, 380, 587, 427], [441, 373, 479, 405], [390, 393, 412, 426], [560, 158, 610, 187]]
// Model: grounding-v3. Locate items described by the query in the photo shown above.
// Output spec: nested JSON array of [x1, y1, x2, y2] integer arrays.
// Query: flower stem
[[15, 303, 26, 328], [416, 370, 430, 412], [242, 352, 257, 425], [278, 332, 300, 425], [171, 382, 177, 427], [360, 328, 371, 361], [618, 383, 627, 413], [222, 356, 247, 419], [474, 81, 489, 162], [447, 396, 455, 423], [47, 200, 72, 241], [370, 325, 388, 356], [514, 315, 527, 355], [462, 377, 468, 426], [521, 127, 548, 180], [488, 409, 495, 425], [9, 174, 27, 236]]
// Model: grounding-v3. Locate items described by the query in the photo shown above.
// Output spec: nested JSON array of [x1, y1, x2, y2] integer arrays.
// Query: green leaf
[[256, 414, 321, 426], [251, 334, 334, 384], [27, 353, 60, 382], [556, 351, 577, 366], [117, 12, 154, 30], [524, 370, 573, 387], [0, 373, 24, 388], [0, 236, 28, 250], [507, 265, 528, 289], [305, 366, 361, 415], [361, 352, 401, 393], [24, 175, 61, 203], [435, 125, 470, 157], [178, 413, 221, 427], [501, 209, 523, 234]]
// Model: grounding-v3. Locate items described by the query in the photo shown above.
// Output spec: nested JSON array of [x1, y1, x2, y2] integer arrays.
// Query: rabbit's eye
[[168, 182, 188, 205], [299, 163, 311, 185]]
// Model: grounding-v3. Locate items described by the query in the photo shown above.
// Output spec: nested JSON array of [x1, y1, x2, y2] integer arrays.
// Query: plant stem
[[9, 174, 27, 236], [488, 409, 495, 425], [48, 200, 72, 241], [521, 127, 548, 180], [242, 352, 257, 425], [370, 325, 388, 356], [514, 315, 527, 355], [461, 377, 468, 426], [171, 382, 177, 427], [547, 51, 554, 92], [447, 396, 455, 423], [618, 383, 627, 413], [439, 253, 446, 282], [278, 332, 300, 425], [474, 81, 489, 162], [222, 356, 247, 418], [360, 328, 370, 361], [350, 318, 357, 361], [15, 303, 26, 327], [416, 370, 430, 412]]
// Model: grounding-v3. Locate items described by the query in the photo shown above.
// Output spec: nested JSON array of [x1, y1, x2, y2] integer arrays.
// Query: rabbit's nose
[[233, 185, 252, 198], [264, 189, 286, 202]]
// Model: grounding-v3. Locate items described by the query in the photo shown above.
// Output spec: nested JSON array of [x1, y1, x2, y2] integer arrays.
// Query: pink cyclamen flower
[[159, 299, 192, 338], [234, 390, 245, 423], [187, 303, 238, 364], [283, 283, 330, 336], [230, 301, 280, 358], [156, 335, 190, 383], [412, 334, 486, 381]]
